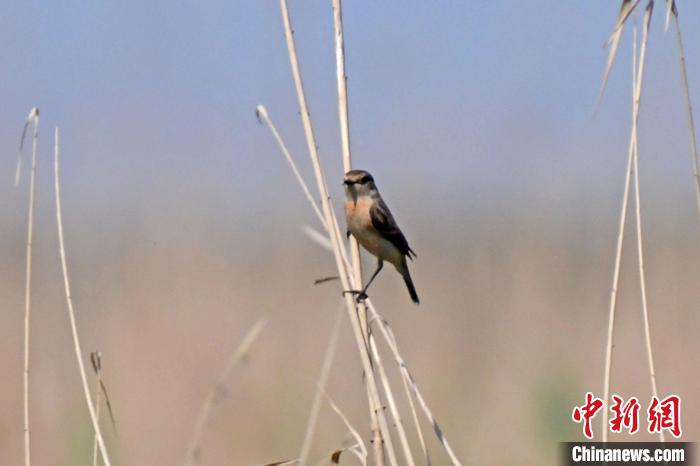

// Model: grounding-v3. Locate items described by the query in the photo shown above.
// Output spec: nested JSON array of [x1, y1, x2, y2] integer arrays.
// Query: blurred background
[[1, 1, 699, 464]]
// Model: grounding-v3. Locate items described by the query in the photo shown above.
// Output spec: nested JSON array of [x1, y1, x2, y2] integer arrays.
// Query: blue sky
[[2, 1, 700, 228]]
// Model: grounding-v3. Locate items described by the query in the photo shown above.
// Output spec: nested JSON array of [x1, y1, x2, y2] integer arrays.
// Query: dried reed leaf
[[16, 108, 38, 187], [325, 395, 368, 466], [664, 0, 676, 32], [90, 352, 117, 431], [331, 449, 343, 464], [313, 276, 339, 285], [260, 460, 300, 466], [595, 0, 641, 112]]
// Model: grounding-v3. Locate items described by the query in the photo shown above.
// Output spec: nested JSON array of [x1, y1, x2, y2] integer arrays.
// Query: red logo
[[572, 392, 604, 439], [572, 393, 682, 439], [609, 395, 640, 434], [648, 395, 682, 438]]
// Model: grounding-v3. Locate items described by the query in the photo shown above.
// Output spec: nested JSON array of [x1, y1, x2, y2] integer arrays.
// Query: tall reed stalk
[[328, 2, 415, 464], [54, 127, 113, 466], [183, 319, 266, 466], [258, 102, 463, 464], [276, 1, 397, 464], [600, 2, 662, 442], [668, 5, 700, 227], [260, 102, 463, 463], [258, 2, 463, 463], [630, 16, 664, 443], [298, 304, 344, 465], [19, 107, 39, 466]]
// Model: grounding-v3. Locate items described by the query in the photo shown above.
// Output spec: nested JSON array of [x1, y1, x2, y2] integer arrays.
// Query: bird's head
[[343, 170, 376, 205]]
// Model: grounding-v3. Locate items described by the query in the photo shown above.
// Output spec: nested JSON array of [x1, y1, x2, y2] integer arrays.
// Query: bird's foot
[[343, 289, 368, 303]]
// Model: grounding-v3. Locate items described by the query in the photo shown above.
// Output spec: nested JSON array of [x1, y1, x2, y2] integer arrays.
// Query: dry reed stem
[[629, 18, 664, 443], [255, 106, 363, 287], [328, 9, 403, 464], [669, 8, 700, 227], [262, 117, 452, 463], [632, 144, 665, 443], [15, 155, 23, 187], [381, 317, 431, 466], [600, 12, 637, 444], [257, 107, 361, 288], [54, 127, 113, 466], [256, 105, 359, 295], [298, 224, 432, 464], [91, 353, 103, 466], [183, 319, 266, 466], [329, 5, 379, 453], [16, 111, 35, 186], [20, 107, 39, 466], [277, 1, 396, 464], [326, 394, 368, 466], [92, 386, 102, 466], [368, 331, 416, 466], [289, 167, 456, 463], [257, 109, 353, 279], [367, 307, 461, 465], [255, 108, 369, 414], [301, 225, 334, 252], [256, 105, 326, 228], [266, 4, 457, 462], [601, 3, 654, 441], [400, 370, 430, 466], [299, 304, 344, 466], [330, 0, 367, 338], [332, 0, 352, 172]]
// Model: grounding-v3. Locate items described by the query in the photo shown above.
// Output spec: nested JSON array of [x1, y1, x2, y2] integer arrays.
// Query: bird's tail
[[400, 262, 420, 304]]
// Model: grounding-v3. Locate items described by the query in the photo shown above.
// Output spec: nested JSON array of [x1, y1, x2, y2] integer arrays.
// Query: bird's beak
[[345, 182, 358, 206]]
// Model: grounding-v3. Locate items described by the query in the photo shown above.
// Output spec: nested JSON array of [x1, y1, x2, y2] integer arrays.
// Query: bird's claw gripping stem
[[343, 290, 368, 303]]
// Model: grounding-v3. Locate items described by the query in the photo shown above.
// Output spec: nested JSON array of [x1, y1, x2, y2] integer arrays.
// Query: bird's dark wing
[[370, 199, 416, 259]]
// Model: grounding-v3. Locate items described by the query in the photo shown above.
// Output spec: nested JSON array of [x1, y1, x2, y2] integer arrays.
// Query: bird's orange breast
[[345, 198, 374, 230]]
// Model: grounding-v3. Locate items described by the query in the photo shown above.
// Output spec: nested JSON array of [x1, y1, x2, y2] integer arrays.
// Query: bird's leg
[[360, 260, 383, 298], [343, 260, 383, 302]]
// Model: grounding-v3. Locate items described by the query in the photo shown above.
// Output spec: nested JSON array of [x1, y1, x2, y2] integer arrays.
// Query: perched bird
[[343, 169, 419, 304]]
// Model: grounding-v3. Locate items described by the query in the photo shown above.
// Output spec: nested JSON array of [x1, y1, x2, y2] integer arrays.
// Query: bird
[[343, 169, 419, 304]]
